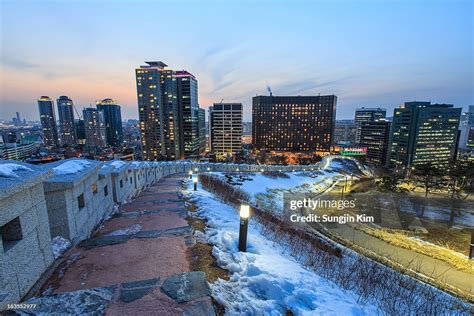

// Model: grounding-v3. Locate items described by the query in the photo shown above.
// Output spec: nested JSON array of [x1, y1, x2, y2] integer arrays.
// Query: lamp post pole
[[239, 204, 250, 252], [188, 170, 193, 179], [193, 177, 198, 191], [469, 229, 474, 260]]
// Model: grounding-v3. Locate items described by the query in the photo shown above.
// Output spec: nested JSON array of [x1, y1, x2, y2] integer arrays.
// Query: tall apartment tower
[[96, 98, 123, 147], [37, 96, 59, 147], [57, 96, 77, 146], [388, 101, 461, 169], [354, 107, 386, 143], [198, 108, 206, 154], [252, 95, 336, 152], [83, 108, 107, 147], [176, 70, 200, 159], [209, 103, 243, 160], [136, 61, 180, 160], [359, 119, 391, 166]]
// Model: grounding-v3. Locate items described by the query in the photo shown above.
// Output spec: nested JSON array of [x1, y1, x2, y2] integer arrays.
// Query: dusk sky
[[0, 0, 472, 121]]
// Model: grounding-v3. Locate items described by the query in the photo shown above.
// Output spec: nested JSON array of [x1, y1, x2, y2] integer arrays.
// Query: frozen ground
[[184, 182, 380, 315], [51, 236, 72, 259], [216, 157, 365, 210]]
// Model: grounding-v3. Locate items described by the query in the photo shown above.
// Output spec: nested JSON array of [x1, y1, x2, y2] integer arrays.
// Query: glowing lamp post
[[194, 167, 199, 173], [239, 204, 250, 252], [188, 170, 193, 179], [193, 176, 198, 191]]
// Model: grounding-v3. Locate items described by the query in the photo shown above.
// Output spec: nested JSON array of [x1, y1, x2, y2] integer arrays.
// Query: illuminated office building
[[37, 96, 59, 147], [57, 96, 77, 146], [96, 98, 123, 147], [354, 107, 386, 143], [83, 108, 107, 147], [388, 101, 461, 169], [209, 103, 242, 159], [198, 108, 206, 154], [252, 95, 336, 152], [359, 119, 391, 166], [176, 70, 199, 159]]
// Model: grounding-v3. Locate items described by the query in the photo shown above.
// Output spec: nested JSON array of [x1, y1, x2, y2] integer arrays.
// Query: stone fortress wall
[[0, 158, 320, 310]]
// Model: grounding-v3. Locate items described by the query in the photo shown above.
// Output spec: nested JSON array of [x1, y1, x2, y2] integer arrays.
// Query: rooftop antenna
[[266, 83, 272, 96]]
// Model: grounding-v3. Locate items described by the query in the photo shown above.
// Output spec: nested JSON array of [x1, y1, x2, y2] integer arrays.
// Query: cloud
[[1, 55, 39, 70]]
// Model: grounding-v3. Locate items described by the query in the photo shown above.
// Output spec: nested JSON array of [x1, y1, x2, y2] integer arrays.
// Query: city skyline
[[1, 0, 473, 121]]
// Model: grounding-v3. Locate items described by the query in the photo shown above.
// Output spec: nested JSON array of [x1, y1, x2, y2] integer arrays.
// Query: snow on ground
[[53, 160, 92, 175], [0, 163, 33, 178], [52, 236, 72, 259], [184, 182, 379, 315], [106, 224, 142, 236], [219, 157, 364, 211]]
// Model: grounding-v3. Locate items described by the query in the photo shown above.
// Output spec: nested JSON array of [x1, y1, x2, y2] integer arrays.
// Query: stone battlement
[[0, 158, 320, 310]]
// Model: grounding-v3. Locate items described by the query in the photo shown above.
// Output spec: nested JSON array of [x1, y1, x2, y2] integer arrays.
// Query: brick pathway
[[21, 174, 215, 315]]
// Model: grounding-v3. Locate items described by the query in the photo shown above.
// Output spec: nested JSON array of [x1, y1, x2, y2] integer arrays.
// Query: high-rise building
[[176, 70, 200, 159], [198, 108, 206, 154], [75, 119, 86, 145], [334, 120, 357, 144], [83, 108, 107, 147], [354, 107, 386, 143], [136, 61, 180, 160], [37, 96, 59, 147], [57, 96, 77, 146], [209, 103, 243, 159], [96, 98, 123, 147], [359, 119, 391, 166], [467, 106, 474, 149], [388, 101, 461, 169], [252, 95, 336, 152]]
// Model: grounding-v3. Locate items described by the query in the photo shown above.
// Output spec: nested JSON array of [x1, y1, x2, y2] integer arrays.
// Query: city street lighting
[[188, 170, 193, 179], [260, 168, 264, 172], [239, 204, 250, 252], [207, 167, 210, 171], [193, 177, 198, 191], [236, 168, 239, 172], [194, 167, 199, 173]]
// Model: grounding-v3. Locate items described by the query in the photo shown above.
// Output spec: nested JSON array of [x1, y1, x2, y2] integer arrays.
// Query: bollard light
[[193, 176, 198, 191], [189, 170, 193, 179], [239, 204, 250, 252]]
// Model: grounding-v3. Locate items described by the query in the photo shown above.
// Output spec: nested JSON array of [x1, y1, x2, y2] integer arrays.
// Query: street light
[[193, 177, 198, 191], [239, 204, 250, 252], [236, 168, 239, 172], [207, 167, 210, 171], [188, 170, 193, 179], [260, 168, 264, 172], [194, 167, 199, 173]]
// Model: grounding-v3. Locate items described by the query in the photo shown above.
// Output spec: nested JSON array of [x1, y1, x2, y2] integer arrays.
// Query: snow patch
[[185, 184, 379, 315], [106, 224, 142, 236], [53, 160, 92, 175], [0, 163, 33, 178], [52, 236, 72, 258]]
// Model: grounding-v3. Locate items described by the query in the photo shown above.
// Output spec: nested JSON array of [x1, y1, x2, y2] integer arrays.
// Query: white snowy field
[[183, 181, 380, 315], [214, 157, 366, 211]]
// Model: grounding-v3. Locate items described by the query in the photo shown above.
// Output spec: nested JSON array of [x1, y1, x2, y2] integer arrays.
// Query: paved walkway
[[327, 224, 473, 298], [22, 174, 215, 315]]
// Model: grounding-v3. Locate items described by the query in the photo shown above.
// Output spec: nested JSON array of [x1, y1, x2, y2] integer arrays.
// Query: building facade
[[96, 98, 123, 147], [83, 108, 107, 147], [57, 96, 77, 146], [388, 101, 461, 169], [210, 103, 243, 160], [37, 96, 59, 147], [334, 120, 357, 144], [176, 71, 200, 159], [198, 108, 206, 154], [359, 119, 391, 167], [136, 61, 179, 160], [252, 95, 336, 152], [354, 107, 386, 143]]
